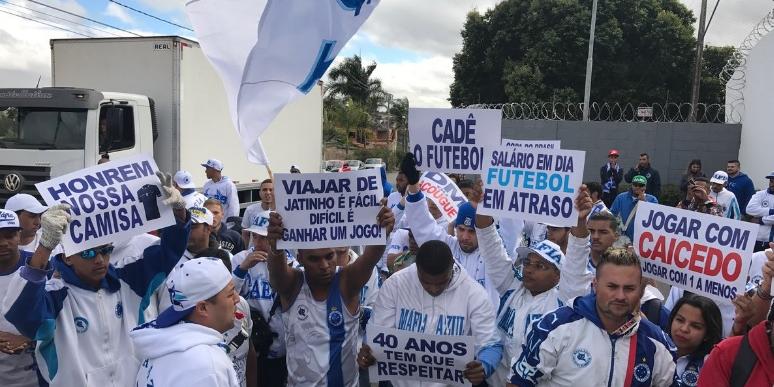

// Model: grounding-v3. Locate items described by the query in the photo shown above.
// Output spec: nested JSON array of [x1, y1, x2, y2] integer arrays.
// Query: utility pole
[[582, 0, 599, 121], [689, 0, 708, 122]]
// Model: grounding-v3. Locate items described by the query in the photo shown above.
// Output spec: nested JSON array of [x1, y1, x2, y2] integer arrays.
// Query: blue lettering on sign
[[435, 314, 465, 336], [298, 40, 337, 93], [397, 308, 428, 333]]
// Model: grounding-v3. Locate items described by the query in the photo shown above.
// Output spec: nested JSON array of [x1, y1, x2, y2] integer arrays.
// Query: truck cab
[[0, 87, 154, 204]]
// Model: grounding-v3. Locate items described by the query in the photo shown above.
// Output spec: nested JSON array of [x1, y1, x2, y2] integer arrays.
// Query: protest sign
[[478, 146, 586, 226], [409, 108, 501, 174], [634, 202, 757, 303], [275, 170, 384, 249], [367, 326, 475, 387], [501, 139, 561, 150], [418, 171, 468, 222], [35, 154, 174, 255]]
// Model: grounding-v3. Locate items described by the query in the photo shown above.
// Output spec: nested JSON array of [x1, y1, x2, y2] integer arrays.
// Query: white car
[[362, 158, 385, 170], [346, 160, 363, 171]]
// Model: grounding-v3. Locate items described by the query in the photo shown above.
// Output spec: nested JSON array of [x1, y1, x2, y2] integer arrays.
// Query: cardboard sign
[[478, 147, 586, 226], [501, 139, 561, 150], [418, 171, 468, 222], [275, 170, 384, 249], [367, 326, 475, 387], [35, 154, 174, 255], [409, 108, 501, 174], [634, 202, 757, 302]]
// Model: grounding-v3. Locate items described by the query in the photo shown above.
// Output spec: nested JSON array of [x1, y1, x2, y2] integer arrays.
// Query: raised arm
[[475, 213, 517, 295], [341, 203, 394, 302], [265, 212, 302, 308], [560, 186, 595, 300], [399, 153, 456, 247]]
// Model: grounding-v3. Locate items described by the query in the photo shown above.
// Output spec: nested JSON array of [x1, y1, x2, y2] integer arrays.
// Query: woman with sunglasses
[[668, 294, 723, 387], [1, 172, 191, 387]]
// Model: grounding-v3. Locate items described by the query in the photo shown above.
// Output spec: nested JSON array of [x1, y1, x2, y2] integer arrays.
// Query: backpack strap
[[729, 333, 758, 387]]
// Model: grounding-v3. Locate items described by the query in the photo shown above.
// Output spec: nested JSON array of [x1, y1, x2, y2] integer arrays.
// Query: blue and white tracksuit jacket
[[476, 223, 593, 386], [405, 191, 500, 306], [0, 218, 190, 387], [510, 294, 677, 387], [370, 262, 503, 387]]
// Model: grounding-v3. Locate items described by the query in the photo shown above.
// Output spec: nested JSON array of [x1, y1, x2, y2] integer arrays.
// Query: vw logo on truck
[[3, 173, 23, 193]]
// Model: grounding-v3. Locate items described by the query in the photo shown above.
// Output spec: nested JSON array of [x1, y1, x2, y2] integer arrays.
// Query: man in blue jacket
[[610, 175, 658, 241], [726, 159, 756, 217], [1, 172, 190, 387]]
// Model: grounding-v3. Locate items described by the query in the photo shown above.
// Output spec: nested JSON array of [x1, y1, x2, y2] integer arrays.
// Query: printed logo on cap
[[0, 211, 18, 226], [168, 284, 188, 308], [463, 217, 472, 227], [534, 241, 563, 266], [712, 172, 727, 182]]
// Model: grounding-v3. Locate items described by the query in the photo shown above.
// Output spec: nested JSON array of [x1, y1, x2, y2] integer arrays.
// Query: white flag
[[185, 0, 380, 165]]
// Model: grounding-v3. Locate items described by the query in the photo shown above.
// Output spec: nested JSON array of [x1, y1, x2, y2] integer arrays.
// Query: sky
[[0, 0, 772, 108]]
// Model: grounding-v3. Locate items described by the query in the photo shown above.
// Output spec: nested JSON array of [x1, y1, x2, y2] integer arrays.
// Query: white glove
[[156, 171, 186, 210], [40, 204, 71, 250]]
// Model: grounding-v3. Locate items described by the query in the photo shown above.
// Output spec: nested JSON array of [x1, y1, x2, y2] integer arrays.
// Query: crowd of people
[[0, 152, 772, 387]]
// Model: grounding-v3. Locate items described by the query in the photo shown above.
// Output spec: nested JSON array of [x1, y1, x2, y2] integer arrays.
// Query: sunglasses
[[79, 245, 114, 259]]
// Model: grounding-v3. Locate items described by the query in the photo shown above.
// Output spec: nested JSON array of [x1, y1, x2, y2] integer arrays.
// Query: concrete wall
[[501, 120, 742, 186]]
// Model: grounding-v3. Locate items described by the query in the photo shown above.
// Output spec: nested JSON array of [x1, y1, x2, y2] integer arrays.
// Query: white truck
[[0, 36, 323, 211]]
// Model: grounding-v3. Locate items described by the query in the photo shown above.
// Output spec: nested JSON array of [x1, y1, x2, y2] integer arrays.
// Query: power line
[[0, 6, 93, 37], [0, 0, 121, 37], [108, 0, 193, 31], [25, 0, 141, 36]]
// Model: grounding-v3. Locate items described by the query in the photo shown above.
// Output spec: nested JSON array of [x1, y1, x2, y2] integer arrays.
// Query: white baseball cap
[[0, 209, 20, 230], [710, 170, 729, 185], [156, 257, 233, 328], [201, 158, 224, 171], [244, 210, 271, 236], [173, 170, 196, 189], [515, 240, 564, 270], [189, 207, 214, 226], [5, 193, 47, 214]]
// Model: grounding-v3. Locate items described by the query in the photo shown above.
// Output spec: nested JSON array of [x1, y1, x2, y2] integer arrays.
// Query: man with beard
[[509, 248, 677, 387]]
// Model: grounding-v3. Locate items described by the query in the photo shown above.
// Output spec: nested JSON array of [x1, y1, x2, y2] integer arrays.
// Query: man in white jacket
[[400, 154, 500, 306], [357, 240, 504, 387], [475, 199, 594, 386], [745, 170, 774, 252], [509, 248, 677, 387], [202, 158, 240, 219], [708, 171, 741, 220], [174, 170, 208, 209], [132, 257, 240, 387], [1, 173, 191, 387]]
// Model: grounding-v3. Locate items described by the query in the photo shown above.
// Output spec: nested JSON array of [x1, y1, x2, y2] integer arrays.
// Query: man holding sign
[[358, 240, 503, 386], [264, 195, 394, 387], [1, 172, 190, 387], [401, 154, 500, 306]]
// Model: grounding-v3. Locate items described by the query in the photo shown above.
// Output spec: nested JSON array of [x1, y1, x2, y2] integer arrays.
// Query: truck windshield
[[0, 107, 87, 149]]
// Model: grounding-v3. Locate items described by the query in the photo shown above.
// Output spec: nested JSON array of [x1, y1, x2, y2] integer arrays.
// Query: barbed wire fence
[[465, 102, 726, 123], [719, 7, 774, 124]]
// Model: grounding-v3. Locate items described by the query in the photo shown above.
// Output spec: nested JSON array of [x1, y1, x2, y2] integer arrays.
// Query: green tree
[[700, 45, 735, 105], [450, 0, 724, 106], [327, 55, 384, 110]]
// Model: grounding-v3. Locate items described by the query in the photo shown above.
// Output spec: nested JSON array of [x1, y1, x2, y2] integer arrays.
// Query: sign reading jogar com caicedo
[[409, 108, 501, 174], [634, 202, 757, 303], [35, 154, 175, 255]]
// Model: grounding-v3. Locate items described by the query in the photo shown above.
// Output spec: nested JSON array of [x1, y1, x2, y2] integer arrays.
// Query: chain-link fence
[[465, 102, 726, 123]]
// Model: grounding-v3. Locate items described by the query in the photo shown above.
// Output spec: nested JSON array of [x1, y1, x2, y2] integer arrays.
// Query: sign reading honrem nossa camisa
[[274, 170, 385, 249], [36, 154, 174, 255]]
